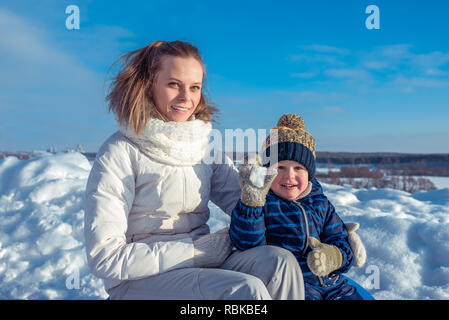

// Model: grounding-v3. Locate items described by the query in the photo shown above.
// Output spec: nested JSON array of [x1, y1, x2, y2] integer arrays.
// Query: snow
[[1, 152, 449, 300], [418, 176, 449, 190]]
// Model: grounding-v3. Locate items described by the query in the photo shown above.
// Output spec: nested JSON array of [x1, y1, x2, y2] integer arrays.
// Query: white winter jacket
[[84, 118, 241, 291]]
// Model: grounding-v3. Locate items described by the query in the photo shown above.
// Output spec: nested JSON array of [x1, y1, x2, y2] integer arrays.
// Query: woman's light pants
[[107, 245, 304, 300]]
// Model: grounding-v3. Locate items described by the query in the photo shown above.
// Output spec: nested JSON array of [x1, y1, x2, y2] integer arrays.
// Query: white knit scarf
[[119, 117, 212, 166]]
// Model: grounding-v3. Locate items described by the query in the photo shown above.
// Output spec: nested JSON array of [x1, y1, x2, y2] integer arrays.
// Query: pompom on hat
[[261, 113, 316, 179]]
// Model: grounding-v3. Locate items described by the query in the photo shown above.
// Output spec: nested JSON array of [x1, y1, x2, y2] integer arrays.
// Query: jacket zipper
[[294, 200, 325, 286], [182, 169, 186, 210], [293, 200, 310, 257]]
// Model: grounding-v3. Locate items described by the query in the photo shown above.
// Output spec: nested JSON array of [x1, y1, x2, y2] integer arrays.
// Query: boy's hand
[[238, 155, 278, 207], [345, 222, 367, 267], [307, 237, 343, 277]]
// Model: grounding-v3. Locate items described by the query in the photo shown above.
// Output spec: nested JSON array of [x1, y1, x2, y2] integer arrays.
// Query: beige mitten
[[307, 237, 343, 277], [345, 222, 367, 267], [193, 227, 232, 268], [238, 155, 278, 207]]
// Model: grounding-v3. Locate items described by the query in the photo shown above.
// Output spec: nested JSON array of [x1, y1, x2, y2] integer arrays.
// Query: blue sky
[[1, 0, 449, 153]]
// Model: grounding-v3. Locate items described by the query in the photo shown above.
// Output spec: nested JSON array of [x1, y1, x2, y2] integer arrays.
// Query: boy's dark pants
[[304, 276, 364, 300]]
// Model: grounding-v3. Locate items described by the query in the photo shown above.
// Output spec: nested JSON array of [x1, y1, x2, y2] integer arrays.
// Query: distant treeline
[[0, 151, 98, 161], [316, 151, 449, 166], [316, 166, 437, 193], [315, 152, 449, 177], [0, 152, 38, 160], [2, 151, 449, 177]]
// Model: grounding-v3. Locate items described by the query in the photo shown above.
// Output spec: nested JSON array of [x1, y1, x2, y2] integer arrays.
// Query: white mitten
[[193, 227, 232, 268], [307, 237, 343, 277], [345, 222, 367, 267], [238, 155, 278, 207]]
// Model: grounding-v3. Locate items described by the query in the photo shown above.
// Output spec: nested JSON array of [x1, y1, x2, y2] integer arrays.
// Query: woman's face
[[270, 160, 309, 200], [152, 55, 204, 122]]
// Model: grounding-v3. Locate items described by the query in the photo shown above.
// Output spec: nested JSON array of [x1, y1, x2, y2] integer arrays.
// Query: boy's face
[[270, 160, 309, 200]]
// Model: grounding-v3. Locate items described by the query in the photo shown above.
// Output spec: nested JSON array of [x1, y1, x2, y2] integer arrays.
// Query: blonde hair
[[107, 40, 218, 135]]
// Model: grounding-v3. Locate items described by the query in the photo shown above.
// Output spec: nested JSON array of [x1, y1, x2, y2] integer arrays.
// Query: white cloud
[[361, 44, 449, 72], [320, 106, 345, 114], [274, 90, 323, 104], [290, 71, 319, 78], [411, 51, 449, 69], [0, 8, 136, 88], [300, 44, 349, 55], [424, 68, 449, 76], [0, 9, 63, 62], [377, 44, 413, 59], [393, 76, 449, 89], [288, 53, 345, 66], [0, 8, 134, 151], [0, 8, 98, 89], [363, 61, 389, 70], [324, 68, 371, 80], [290, 43, 449, 91]]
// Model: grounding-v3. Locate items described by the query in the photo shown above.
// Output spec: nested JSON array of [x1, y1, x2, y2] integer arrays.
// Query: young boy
[[229, 113, 366, 300]]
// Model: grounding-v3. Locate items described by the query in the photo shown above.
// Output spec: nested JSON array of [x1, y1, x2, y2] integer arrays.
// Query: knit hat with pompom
[[261, 113, 316, 179]]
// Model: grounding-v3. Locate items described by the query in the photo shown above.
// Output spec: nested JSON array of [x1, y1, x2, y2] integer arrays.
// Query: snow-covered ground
[[419, 176, 449, 190], [1, 152, 449, 300]]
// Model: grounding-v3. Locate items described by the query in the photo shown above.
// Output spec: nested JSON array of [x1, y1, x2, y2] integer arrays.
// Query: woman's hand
[[193, 227, 232, 268]]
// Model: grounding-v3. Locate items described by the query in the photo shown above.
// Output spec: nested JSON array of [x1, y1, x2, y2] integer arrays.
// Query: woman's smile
[[171, 105, 191, 112]]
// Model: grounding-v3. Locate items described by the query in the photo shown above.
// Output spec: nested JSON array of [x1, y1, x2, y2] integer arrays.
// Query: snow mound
[[0, 152, 105, 299], [325, 183, 449, 299]]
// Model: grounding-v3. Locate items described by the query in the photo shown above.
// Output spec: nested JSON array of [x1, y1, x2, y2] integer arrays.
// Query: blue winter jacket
[[229, 178, 355, 286]]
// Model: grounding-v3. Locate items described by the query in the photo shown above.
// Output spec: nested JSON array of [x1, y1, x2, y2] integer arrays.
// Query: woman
[[84, 40, 304, 299]]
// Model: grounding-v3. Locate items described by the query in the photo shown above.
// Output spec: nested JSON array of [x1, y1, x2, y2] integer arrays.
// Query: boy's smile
[[270, 160, 309, 200]]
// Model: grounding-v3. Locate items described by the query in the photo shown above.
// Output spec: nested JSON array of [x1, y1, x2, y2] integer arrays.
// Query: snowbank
[[1, 152, 448, 299]]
